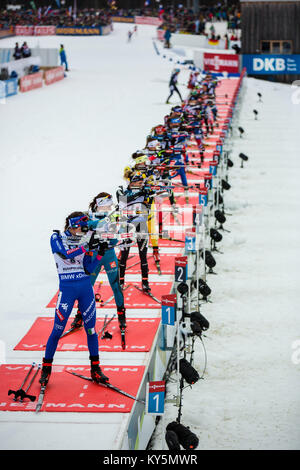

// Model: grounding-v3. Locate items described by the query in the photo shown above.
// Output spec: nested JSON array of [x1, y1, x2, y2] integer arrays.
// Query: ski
[[133, 284, 161, 304], [66, 371, 145, 404], [126, 260, 140, 270], [128, 254, 161, 275], [100, 283, 130, 307], [49, 313, 115, 345], [35, 384, 47, 413], [57, 322, 83, 341]]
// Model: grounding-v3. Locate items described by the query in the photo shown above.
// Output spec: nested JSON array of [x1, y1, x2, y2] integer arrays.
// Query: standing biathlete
[[79, 193, 125, 329], [166, 69, 183, 104], [40, 212, 109, 386], [117, 172, 152, 293]]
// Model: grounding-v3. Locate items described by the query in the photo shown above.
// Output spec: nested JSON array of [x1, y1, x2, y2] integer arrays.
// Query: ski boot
[[71, 309, 83, 329], [117, 305, 126, 329], [39, 358, 53, 386], [90, 356, 109, 384], [142, 278, 151, 293], [119, 277, 125, 290]]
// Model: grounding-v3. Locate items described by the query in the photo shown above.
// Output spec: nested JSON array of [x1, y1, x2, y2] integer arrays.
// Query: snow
[[151, 77, 300, 450], [0, 23, 300, 450]]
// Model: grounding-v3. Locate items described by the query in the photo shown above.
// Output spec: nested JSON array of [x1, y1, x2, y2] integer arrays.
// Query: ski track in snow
[[0, 23, 300, 450]]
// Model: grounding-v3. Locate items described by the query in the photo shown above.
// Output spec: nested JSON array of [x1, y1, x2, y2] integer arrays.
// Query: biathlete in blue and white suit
[[71, 193, 126, 330], [40, 212, 109, 386]]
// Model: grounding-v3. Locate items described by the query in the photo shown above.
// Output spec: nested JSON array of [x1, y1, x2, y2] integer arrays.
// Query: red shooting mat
[[157, 235, 185, 247], [126, 252, 182, 275], [0, 364, 144, 413], [13, 317, 160, 352], [46, 281, 172, 309]]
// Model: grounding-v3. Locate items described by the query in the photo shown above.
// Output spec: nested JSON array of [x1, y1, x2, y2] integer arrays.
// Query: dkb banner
[[243, 54, 300, 74]]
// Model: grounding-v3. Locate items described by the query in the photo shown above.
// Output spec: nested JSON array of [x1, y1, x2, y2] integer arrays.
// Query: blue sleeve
[[50, 233, 86, 259]]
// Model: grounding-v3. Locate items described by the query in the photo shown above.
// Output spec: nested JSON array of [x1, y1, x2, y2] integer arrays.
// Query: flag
[[208, 39, 219, 46], [44, 6, 52, 16], [73, 0, 77, 20]]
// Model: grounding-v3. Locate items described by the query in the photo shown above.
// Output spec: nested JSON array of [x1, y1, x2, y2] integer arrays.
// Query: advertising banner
[[56, 26, 101, 36], [243, 54, 300, 74], [111, 16, 135, 23], [15, 25, 34, 36], [0, 26, 15, 39], [14, 25, 56, 36], [20, 71, 43, 92], [203, 52, 240, 73], [135, 16, 162, 26], [44, 66, 64, 85], [0, 77, 18, 99], [34, 26, 56, 36]]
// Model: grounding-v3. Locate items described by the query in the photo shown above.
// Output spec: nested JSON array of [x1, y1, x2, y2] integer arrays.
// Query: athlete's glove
[[88, 232, 100, 251], [98, 242, 109, 257]]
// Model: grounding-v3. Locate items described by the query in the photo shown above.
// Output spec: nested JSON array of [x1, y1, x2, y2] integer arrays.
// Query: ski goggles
[[96, 196, 113, 208], [68, 215, 89, 229]]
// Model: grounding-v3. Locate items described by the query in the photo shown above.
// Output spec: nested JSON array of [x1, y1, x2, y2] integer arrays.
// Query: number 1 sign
[[146, 381, 166, 415], [161, 294, 177, 326]]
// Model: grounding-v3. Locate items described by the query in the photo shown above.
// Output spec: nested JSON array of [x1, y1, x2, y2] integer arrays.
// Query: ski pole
[[20, 364, 40, 403], [8, 362, 36, 402], [97, 314, 116, 338]]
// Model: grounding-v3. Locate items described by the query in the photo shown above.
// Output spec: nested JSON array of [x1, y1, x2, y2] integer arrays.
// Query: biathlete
[[117, 171, 152, 293], [89, 193, 126, 329], [40, 212, 109, 386]]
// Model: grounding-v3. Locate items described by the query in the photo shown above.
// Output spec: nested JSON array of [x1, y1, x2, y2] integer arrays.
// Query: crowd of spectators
[[0, 7, 112, 29], [0, 3, 240, 36], [158, 3, 241, 37]]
